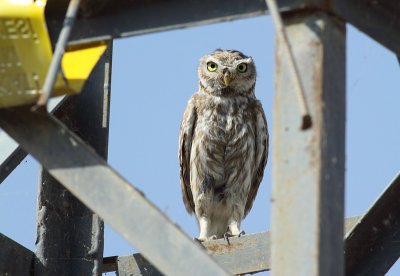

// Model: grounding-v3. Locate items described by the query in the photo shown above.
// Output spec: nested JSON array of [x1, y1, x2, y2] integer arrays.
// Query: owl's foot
[[224, 230, 245, 245], [194, 237, 204, 243], [194, 235, 218, 243]]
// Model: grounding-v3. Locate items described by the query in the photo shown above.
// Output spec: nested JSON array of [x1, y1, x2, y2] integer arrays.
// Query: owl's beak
[[223, 73, 232, 86]]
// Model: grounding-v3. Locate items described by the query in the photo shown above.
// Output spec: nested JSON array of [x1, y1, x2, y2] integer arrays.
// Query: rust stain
[[205, 240, 247, 255]]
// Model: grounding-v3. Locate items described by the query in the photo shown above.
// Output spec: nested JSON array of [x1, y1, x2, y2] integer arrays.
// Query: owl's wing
[[244, 104, 269, 216], [178, 97, 197, 214]]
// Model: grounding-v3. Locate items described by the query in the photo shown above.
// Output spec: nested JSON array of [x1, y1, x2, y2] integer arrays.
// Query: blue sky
[[1, 14, 399, 275]]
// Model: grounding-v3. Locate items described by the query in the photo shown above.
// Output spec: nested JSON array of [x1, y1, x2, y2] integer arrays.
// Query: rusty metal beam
[[345, 173, 400, 275], [0, 112, 227, 276], [102, 217, 360, 275], [272, 11, 346, 276]]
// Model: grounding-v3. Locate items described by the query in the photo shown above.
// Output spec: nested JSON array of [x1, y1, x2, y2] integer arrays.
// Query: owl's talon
[[224, 231, 232, 239], [224, 231, 233, 245], [194, 237, 205, 243], [224, 230, 245, 244]]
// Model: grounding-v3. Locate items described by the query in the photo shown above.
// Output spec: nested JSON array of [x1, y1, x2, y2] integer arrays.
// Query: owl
[[179, 49, 269, 241]]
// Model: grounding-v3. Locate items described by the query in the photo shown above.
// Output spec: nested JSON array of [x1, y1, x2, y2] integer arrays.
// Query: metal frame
[[1, 0, 400, 275]]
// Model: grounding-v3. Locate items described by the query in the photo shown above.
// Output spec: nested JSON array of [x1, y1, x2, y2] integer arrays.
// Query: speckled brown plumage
[[179, 49, 268, 241]]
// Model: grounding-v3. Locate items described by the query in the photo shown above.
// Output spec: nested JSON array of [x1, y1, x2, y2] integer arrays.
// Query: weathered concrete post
[[271, 12, 346, 276], [34, 44, 112, 275]]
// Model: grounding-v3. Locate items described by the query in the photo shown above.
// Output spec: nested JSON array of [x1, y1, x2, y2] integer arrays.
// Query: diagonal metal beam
[[0, 136, 27, 184], [332, 0, 400, 55], [45, 0, 322, 47], [0, 107, 228, 276], [345, 173, 400, 275]]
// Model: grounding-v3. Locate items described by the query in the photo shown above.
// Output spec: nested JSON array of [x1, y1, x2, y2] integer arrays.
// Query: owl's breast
[[190, 95, 257, 200], [192, 96, 256, 178], [196, 96, 255, 143]]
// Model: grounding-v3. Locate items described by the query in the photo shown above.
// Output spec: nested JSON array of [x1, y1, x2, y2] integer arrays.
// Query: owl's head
[[198, 49, 256, 97]]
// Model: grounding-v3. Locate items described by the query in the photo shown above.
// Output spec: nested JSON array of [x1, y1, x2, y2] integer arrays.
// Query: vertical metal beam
[[34, 43, 112, 275], [271, 11, 346, 276]]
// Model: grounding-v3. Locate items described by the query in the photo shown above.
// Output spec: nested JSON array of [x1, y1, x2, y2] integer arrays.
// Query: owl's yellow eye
[[207, 62, 218, 72], [237, 63, 247, 73]]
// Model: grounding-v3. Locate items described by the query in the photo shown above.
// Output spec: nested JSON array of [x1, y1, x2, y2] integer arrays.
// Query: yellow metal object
[[0, 0, 106, 108], [60, 45, 107, 93]]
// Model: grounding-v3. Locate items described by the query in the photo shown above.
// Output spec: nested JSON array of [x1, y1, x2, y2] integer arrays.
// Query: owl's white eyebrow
[[234, 58, 252, 64], [206, 57, 220, 63]]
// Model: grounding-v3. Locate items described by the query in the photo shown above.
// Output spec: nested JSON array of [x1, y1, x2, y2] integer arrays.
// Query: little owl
[[179, 49, 268, 241]]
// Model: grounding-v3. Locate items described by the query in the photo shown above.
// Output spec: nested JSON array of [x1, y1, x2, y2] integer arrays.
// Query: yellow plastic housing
[[0, 0, 106, 108]]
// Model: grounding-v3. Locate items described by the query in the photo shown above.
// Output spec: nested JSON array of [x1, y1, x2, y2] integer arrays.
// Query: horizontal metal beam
[[332, 0, 400, 55], [45, 0, 320, 47], [0, 233, 34, 275], [103, 216, 361, 275], [0, 107, 228, 276], [46, 0, 400, 57], [345, 173, 400, 275]]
